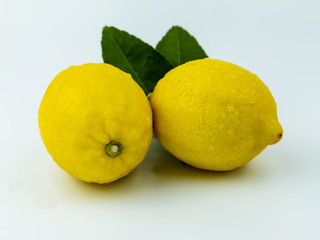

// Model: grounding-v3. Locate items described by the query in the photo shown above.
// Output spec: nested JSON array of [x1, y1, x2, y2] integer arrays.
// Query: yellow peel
[[38, 63, 153, 183], [150, 59, 283, 171]]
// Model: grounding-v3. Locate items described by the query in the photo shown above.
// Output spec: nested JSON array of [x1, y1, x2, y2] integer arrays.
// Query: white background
[[1, 0, 319, 239]]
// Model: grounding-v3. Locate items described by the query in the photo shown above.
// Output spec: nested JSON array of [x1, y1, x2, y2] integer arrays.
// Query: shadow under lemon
[[65, 167, 144, 197], [52, 138, 267, 197]]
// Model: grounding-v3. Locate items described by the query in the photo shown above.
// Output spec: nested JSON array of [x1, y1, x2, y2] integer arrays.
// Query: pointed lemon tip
[[268, 122, 283, 145]]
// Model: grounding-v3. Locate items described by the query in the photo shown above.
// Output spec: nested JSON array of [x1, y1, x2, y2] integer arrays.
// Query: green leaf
[[101, 26, 172, 95], [156, 26, 208, 67]]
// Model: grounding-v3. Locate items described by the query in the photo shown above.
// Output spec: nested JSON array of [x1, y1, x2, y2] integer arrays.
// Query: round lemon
[[38, 63, 153, 183], [150, 59, 283, 171]]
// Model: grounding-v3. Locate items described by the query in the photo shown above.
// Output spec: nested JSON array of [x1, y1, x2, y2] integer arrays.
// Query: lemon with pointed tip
[[150, 59, 283, 171], [38, 63, 153, 183]]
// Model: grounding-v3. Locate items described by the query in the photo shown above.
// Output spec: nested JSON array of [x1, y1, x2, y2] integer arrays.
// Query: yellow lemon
[[38, 63, 152, 183], [150, 59, 283, 171]]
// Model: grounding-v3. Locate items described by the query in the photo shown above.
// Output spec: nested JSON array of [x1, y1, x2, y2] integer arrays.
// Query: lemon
[[150, 59, 283, 171], [38, 63, 153, 183]]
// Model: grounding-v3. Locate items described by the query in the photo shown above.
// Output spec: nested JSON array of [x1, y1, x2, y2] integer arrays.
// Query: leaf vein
[[175, 27, 181, 65], [105, 29, 149, 94]]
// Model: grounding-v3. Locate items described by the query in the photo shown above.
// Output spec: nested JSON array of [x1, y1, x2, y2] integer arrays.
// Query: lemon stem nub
[[105, 140, 123, 158]]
